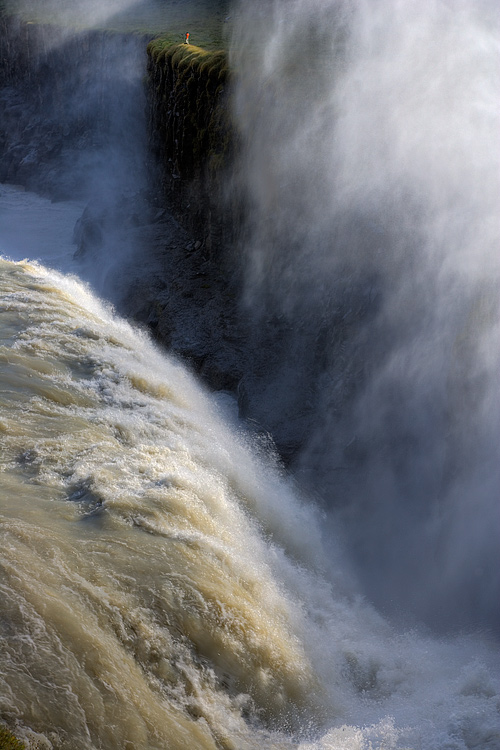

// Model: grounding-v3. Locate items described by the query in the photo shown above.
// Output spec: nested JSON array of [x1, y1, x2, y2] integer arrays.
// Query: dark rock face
[[73, 190, 248, 397], [0, 16, 150, 199], [146, 41, 236, 261], [123, 217, 247, 395]]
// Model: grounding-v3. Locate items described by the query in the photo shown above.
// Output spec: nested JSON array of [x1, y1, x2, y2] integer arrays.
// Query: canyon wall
[[0, 16, 151, 197], [0, 15, 235, 255], [0, 14, 312, 462], [147, 39, 235, 258]]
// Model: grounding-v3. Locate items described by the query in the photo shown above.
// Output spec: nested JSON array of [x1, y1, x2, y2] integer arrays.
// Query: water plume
[[231, 0, 500, 631]]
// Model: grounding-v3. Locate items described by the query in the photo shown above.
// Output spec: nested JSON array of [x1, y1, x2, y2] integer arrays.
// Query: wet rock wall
[[0, 15, 149, 197], [146, 40, 236, 261]]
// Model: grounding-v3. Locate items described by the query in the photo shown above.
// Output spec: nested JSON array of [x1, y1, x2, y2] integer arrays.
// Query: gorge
[[0, 1, 499, 748]]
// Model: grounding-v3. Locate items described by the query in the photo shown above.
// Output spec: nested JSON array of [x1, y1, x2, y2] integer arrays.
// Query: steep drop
[[0, 258, 499, 749]]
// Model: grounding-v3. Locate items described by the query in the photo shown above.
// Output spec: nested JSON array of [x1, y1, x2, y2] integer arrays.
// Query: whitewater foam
[[0, 256, 498, 749]]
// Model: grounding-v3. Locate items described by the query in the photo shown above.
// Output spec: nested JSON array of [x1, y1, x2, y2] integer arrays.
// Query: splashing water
[[0, 255, 498, 748]]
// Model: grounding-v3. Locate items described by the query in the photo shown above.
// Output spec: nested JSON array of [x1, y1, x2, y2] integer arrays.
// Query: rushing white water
[[0, 255, 324, 749], [0, 237, 499, 748]]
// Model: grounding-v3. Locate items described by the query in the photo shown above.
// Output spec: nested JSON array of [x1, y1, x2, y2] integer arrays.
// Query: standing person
[[184, 32, 190, 44]]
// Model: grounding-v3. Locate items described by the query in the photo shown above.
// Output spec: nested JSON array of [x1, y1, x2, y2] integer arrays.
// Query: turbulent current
[[0, 246, 499, 748]]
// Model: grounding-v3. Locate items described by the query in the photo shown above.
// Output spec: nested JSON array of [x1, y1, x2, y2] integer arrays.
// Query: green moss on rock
[[0, 726, 25, 750]]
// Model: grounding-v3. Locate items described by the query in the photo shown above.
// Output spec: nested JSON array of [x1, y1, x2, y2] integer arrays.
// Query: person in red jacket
[[184, 32, 190, 44]]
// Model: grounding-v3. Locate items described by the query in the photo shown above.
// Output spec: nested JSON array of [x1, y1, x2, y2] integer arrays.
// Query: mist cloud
[[230, 0, 500, 632]]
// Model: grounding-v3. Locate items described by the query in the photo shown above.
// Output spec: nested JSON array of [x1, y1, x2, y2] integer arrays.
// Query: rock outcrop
[[146, 40, 235, 260]]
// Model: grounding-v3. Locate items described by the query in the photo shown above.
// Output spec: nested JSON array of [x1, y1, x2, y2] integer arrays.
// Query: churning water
[[0, 223, 499, 749], [0, 255, 326, 749]]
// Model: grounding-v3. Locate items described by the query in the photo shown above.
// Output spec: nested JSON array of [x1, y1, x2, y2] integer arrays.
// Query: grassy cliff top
[[2, 0, 230, 48], [148, 36, 228, 74]]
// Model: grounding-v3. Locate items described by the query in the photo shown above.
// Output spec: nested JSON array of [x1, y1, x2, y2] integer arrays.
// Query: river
[[1, 0, 500, 747]]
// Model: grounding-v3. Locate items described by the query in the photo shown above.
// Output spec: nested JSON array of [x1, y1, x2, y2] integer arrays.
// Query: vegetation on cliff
[[148, 39, 230, 179], [0, 726, 24, 750]]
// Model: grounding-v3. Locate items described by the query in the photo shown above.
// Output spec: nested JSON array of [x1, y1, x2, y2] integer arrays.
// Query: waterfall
[[0, 253, 498, 749], [0, 0, 499, 747]]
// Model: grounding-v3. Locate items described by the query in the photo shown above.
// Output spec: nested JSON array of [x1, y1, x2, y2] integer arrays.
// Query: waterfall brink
[[0, 258, 499, 749], [0, 258, 328, 748]]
